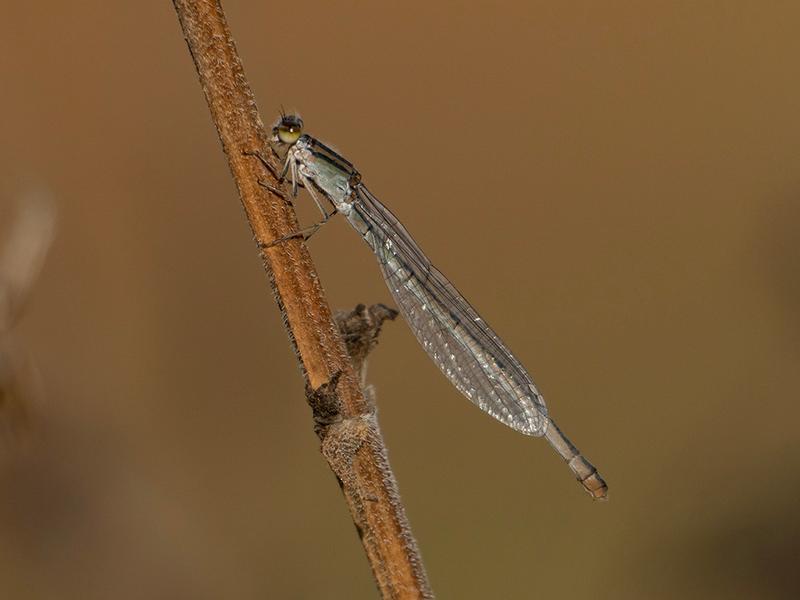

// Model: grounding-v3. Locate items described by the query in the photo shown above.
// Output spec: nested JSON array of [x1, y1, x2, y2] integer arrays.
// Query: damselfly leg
[[259, 161, 338, 249]]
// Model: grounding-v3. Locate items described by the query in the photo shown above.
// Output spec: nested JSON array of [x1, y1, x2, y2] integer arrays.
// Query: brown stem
[[171, 2, 432, 597]]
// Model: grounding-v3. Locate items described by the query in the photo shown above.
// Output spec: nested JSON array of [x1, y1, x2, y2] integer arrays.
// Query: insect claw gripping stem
[[243, 147, 295, 198], [257, 215, 332, 250], [243, 149, 294, 208], [256, 179, 290, 203]]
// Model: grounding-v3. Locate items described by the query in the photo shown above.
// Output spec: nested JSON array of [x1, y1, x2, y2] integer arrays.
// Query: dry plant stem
[[171, 2, 432, 597], [335, 304, 399, 388]]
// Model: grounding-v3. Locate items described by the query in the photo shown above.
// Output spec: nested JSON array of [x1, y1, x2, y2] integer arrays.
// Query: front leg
[[256, 179, 290, 205], [243, 148, 282, 181]]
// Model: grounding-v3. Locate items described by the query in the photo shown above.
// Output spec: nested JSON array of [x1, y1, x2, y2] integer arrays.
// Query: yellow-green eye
[[276, 115, 304, 144], [278, 125, 301, 144]]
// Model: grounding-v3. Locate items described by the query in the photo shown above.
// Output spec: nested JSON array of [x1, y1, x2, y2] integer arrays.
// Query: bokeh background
[[1, 2, 799, 598]]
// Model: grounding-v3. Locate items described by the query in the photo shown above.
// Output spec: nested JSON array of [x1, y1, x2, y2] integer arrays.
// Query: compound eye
[[276, 116, 303, 144]]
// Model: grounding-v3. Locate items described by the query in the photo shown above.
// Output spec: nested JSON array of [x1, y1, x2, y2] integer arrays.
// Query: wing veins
[[350, 185, 547, 435]]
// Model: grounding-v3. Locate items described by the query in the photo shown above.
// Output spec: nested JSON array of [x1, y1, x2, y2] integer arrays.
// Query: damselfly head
[[273, 114, 304, 145]]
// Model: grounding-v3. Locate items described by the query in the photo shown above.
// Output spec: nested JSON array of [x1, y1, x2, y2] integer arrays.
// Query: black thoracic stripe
[[307, 136, 357, 174]]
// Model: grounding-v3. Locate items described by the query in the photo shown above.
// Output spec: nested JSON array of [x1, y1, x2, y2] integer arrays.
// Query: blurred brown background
[[1, 2, 799, 598]]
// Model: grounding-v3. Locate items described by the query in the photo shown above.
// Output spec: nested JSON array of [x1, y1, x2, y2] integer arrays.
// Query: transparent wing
[[348, 184, 548, 436]]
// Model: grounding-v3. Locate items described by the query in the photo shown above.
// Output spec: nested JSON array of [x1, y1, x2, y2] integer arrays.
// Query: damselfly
[[264, 114, 607, 499]]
